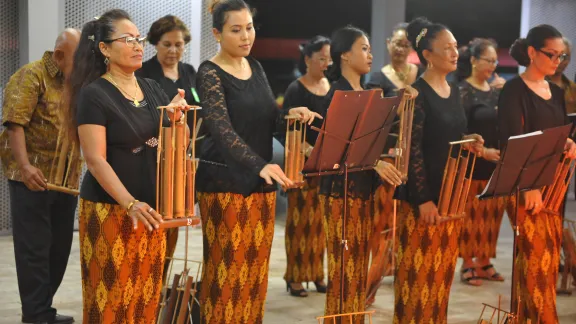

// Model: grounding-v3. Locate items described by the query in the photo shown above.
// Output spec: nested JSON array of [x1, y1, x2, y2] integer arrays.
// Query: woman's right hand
[[419, 201, 441, 225], [259, 164, 294, 188], [127, 201, 164, 231], [482, 148, 501, 162], [523, 189, 543, 215]]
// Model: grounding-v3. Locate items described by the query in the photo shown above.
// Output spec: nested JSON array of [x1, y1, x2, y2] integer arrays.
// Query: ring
[[148, 208, 153, 212]]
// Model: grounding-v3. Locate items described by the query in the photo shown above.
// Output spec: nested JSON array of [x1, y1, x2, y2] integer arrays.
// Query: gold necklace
[[389, 64, 410, 82], [105, 73, 140, 107]]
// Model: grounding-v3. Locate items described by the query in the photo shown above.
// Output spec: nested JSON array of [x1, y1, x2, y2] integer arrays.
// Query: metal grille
[[0, 0, 19, 235], [200, 0, 219, 62], [65, 0, 195, 64], [529, 0, 576, 79]]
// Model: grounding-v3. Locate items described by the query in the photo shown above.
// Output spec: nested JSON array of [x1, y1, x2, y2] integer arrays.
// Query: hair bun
[[208, 0, 221, 14], [406, 16, 431, 46], [510, 37, 530, 67]]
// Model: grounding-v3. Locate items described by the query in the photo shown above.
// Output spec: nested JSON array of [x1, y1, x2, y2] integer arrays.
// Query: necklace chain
[[105, 73, 140, 107]]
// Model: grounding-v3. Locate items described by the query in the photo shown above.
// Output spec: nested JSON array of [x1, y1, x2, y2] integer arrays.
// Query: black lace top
[[282, 79, 327, 145], [317, 77, 379, 200], [406, 78, 468, 207], [459, 81, 500, 180], [195, 56, 284, 196], [498, 76, 568, 148]]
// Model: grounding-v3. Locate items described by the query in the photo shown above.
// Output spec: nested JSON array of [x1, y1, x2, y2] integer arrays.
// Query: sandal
[[460, 267, 483, 286], [477, 264, 505, 282]]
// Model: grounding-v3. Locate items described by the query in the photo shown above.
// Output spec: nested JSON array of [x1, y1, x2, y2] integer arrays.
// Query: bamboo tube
[[53, 138, 70, 186], [300, 125, 306, 182], [173, 123, 186, 217], [553, 163, 574, 211], [161, 127, 174, 218], [438, 157, 457, 216], [293, 123, 302, 181], [185, 159, 194, 216], [290, 124, 297, 180], [284, 121, 291, 179], [543, 162, 563, 205], [176, 276, 194, 324], [448, 154, 468, 216]]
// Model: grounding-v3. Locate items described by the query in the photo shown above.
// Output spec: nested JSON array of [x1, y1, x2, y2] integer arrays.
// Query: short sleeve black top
[[498, 76, 569, 149], [76, 77, 170, 205], [195, 56, 284, 196], [406, 78, 468, 206], [282, 79, 327, 145], [459, 81, 500, 180]]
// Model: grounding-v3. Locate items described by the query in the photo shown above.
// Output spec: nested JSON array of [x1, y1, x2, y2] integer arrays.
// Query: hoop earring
[[104, 57, 110, 65], [427, 61, 433, 70]]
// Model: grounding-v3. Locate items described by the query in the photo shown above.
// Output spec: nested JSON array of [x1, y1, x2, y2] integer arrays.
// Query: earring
[[428, 62, 434, 69], [472, 64, 476, 69], [104, 57, 110, 65]]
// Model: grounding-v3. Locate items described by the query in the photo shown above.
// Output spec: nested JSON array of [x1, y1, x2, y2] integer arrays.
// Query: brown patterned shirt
[[0, 51, 82, 189], [561, 74, 576, 114]]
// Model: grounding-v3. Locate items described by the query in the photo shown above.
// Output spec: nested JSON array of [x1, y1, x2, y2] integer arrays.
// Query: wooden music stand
[[302, 88, 401, 321], [477, 124, 572, 322]]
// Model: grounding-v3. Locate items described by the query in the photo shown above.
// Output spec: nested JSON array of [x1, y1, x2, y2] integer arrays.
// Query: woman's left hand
[[288, 107, 323, 125], [167, 89, 188, 122], [565, 138, 576, 159], [462, 133, 485, 155], [374, 160, 403, 186], [404, 85, 419, 100]]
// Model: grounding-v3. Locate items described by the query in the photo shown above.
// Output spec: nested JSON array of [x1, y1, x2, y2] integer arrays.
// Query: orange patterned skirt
[[197, 191, 276, 324], [394, 201, 463, 324], [78, 199, 166, 324], [284, 178, 325, 283], [320, 194, 372, 324], [459, 179, 506, 259]]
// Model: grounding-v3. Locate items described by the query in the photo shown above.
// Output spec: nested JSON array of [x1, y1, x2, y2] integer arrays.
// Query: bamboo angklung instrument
[[156, 105, 202, 229], [284, 115, 306, 187], [47, 127, 81, 196], [365, 91, 415, 305], [437, 138, 477, 222]]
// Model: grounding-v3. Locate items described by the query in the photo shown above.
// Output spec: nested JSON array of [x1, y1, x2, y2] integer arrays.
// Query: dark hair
[[456, 38, 498, 81], [406, 17, 449, 66], [326, 25, 368, 82], [209, 0, 251, 31], [66, 9, 132, 141], [147, 15, 191, 45], [510, 24, 563, 67], [298, 35, 331, 75]]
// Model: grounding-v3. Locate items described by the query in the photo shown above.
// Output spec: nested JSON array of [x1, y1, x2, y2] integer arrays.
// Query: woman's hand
[[404, 85, 419, 99], [419, 201, 441, 225], [489, 73, 506, 89], [127, 201, 164, 231], [565, 138, 576, 159], [523, 189, 543, 215], [374, 160, 403, 186], [462, 133, 485, 155], [259, 164, 294, 188], [167, 89, 188, 122], [288, 107, 323, 125], [482, 148, 501, 162]]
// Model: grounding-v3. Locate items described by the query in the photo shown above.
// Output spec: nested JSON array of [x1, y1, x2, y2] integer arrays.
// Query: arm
[[2, 66, 47, 190], [497, 84, 525, 151]]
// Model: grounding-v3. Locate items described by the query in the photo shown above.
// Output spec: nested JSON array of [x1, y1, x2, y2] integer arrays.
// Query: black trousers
[[9, 180, 77, 321]]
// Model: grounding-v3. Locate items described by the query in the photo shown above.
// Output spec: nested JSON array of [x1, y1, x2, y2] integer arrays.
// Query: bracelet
[[126, 199, 139, 213]]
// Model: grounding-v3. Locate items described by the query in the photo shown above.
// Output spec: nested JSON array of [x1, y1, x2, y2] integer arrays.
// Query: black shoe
[[313, 281, 327, 293], [23, 314, 75, 324], [286, 281, 308, 297]]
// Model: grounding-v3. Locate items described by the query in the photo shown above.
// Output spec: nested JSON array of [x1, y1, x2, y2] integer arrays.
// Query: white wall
[[20, 0, 65, 65]]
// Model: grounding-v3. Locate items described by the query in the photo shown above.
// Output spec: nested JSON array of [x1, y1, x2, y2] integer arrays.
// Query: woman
[[364, 22, 419, 306], [499, 24, 576, 323], [549, 37, 576, 115], [456, 38, 506, 286], [195, 1, 319, 323], [67, 9, 188, 323], [394, 17, 484, 324], [136, 14, 197, 283], [320, 25, 403, 323], [367, 22, 419, 96], [282, 35, 331, 297]]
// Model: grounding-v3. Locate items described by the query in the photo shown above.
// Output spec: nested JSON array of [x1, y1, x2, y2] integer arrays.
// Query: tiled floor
[[1, 196, 575, 323]]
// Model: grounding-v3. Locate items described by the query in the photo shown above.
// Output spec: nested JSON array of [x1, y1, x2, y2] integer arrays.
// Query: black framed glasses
[[537, 49, 568, 62], [105, 36, 147, 48], [479, 57, 499, 65]]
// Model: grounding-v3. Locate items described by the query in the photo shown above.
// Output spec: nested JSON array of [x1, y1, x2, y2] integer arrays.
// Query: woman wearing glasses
[[455, 38, 506, 287], [500, 24, 576, 323], [136, 14, 197, 285], [66, 9, 188, 323]]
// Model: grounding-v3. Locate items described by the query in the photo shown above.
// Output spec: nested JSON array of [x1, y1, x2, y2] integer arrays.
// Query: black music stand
[[478, 123, 571, 320], [302, 88, 404, 318]]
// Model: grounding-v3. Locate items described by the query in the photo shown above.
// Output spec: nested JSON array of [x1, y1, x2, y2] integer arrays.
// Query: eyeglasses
[[537, 49, 568, 62], [105, 36, 147, 48], [479, 57, 499, 65]]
